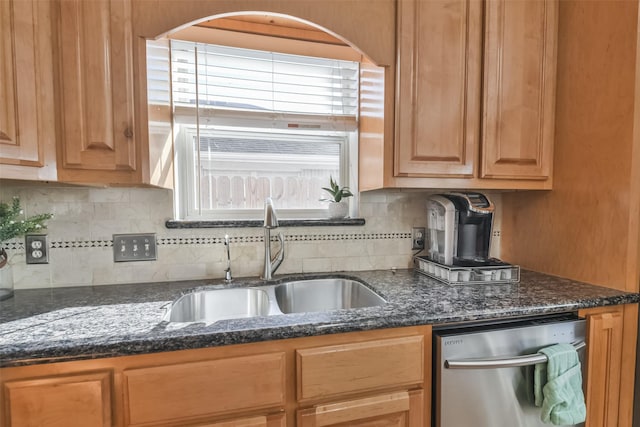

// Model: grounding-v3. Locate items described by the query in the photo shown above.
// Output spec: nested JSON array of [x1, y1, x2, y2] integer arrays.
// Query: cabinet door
[[395, 0, 482, 178], [56, 0, 137, 183], [298, 390, 423, 427], [581, 308, 624, 427], [3, 371, 112, 427], [481, 0, 558, 180], [0, 0, 56, 180]]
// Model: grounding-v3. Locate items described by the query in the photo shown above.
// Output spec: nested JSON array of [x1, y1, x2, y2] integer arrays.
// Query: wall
[[499, 3, 640, 425], [3, 184, 496, 290], [501, 0, 640, 293]]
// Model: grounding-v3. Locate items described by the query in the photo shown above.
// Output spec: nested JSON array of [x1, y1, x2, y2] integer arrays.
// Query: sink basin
[[163, 277, 386, 324], [164, 288, 270, 323], [274, 278, 386, 314]]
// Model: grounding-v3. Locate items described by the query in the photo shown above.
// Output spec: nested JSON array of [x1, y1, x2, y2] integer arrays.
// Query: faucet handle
[[263, 197, 279, 229], [224, 234, 232, 282], [271, 232, 285, 275]]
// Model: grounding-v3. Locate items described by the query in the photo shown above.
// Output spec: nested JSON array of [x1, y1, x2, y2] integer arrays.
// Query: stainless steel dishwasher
[[433, 314, 586, 427]]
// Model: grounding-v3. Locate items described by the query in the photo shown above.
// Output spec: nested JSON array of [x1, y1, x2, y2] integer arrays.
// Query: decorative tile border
[[51, 241, 114, 249], [2, 241, 22, 251], [3, 232, 411, 251]]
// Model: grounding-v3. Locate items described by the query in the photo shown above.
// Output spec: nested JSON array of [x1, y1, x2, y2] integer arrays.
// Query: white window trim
[[174, 123, 356, 220], [163, 37, 360, 221]]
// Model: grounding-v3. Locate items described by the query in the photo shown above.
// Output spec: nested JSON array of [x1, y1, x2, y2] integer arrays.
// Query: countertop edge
[[1, 291, 637, 369]]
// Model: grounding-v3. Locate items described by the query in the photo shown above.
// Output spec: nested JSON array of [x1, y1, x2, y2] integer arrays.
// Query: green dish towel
[[534, 343, 586, 425]]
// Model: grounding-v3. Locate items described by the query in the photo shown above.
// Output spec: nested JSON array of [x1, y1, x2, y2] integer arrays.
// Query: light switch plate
[[25, 234, 48, 264], [113, 233, 157, 262]]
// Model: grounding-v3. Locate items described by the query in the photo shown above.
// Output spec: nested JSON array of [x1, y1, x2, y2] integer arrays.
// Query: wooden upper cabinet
[[391, 0, 557, 187], [55, 0, 137, 183], [395, 0, 482, 178], [481, 0, 558, 180], [0, 0, 57, 181]]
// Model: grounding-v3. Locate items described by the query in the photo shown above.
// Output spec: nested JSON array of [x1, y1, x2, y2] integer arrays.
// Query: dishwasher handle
[[444, 340, 586, 369]]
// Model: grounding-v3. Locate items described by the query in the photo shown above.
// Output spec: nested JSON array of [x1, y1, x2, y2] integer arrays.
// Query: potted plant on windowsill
[[320, 176, 353, 219]]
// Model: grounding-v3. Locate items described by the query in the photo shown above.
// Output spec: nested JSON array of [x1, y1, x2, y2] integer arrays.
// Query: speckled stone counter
[[1, 269, 638, 368]]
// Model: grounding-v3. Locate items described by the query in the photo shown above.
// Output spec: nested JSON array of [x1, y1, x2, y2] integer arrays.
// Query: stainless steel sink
[[274, 278, 386, 314], [163, 277, 386, 324], [163, 288, 270, 323]]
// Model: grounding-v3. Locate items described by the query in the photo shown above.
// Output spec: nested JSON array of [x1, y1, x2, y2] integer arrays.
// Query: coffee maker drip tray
[[414, 256, 520, 285]]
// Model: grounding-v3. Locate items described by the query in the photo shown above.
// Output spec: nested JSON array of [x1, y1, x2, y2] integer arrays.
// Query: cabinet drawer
[[3, 371, 112, 427], [296, 336, 423, 401], [297, 390, 424, 427], [191, 413, 285, 427], [123, 352, 285, 426]]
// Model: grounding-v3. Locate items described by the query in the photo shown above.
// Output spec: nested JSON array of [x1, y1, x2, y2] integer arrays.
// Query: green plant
[[320, 176, 353, 203], [0, 197, 53, 243]]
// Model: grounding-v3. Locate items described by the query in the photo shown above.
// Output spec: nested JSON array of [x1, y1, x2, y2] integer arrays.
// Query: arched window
[[147, 24, 360, 220]]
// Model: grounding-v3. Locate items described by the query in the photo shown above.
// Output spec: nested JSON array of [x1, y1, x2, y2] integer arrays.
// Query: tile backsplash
[[0, 184, 502, 290]]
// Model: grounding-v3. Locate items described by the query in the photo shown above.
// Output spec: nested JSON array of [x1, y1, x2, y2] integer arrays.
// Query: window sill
[[165, 218, 366, 229]]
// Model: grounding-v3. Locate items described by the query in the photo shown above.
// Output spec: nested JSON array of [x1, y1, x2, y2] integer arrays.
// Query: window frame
[[165, 37, 361, 221], [174, 124, 357, 220]]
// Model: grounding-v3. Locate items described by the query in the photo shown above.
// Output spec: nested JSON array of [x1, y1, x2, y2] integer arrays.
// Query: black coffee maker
[[446, 193, 495, 265], [427, 192, 499, 267]]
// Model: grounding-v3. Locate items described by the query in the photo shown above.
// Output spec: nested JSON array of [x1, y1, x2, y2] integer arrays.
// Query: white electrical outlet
[[412, 227, 426, 250], [25, 234, 48, 264]]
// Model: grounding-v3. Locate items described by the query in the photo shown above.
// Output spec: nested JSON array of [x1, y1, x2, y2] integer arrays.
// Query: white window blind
[[148, 38, 360, 220], [170, 40, 359, 129]]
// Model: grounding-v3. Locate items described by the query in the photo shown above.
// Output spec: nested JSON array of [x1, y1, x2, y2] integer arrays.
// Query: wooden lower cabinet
[[579, 305, 634, 427], [3, 371, 112, 427], [296, 336, 424, 403], [0, 326, 431, 427], [297, 390, 423, 427], [1, 312, 637, 427], [122, 353, 286, 426], [295, 335, 425, 427]]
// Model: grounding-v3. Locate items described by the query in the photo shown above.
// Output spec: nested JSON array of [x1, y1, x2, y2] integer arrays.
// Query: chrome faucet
[[261, 198, 285, 280], [224, 234, 232, 282]]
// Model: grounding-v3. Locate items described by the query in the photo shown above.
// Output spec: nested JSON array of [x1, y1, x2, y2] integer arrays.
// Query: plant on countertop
[[320, 176, 353, 203], [0, 197, 53, 244]]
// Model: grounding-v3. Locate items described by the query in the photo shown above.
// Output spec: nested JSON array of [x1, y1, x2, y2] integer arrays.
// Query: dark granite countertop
[[1, 269, 639, 368]]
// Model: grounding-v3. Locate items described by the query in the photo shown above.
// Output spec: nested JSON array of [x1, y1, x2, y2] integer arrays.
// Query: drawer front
[[4, 371, 112, 427], [192, 412, 285, 427], [296, 336, 424, 401], [123, 352, 285, 426], [297, 390, 424, 427]]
